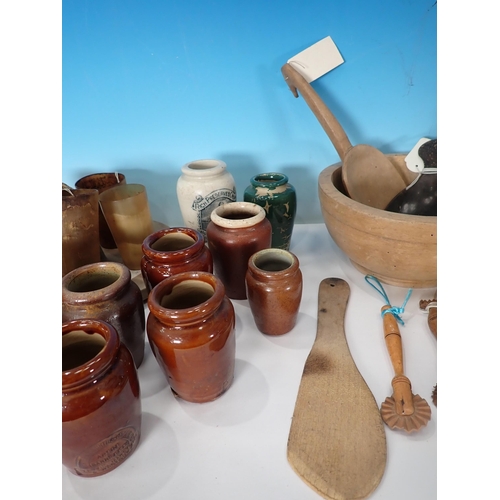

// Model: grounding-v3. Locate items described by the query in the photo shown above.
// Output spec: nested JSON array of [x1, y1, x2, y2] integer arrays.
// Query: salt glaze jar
[[243, 172, 297, 250], [62, 318, 141, 477], [245, 248, 303, 335], [141, 227, 213, 293], [62, 261, 146, 368], [176, 159, 236, 238], [206, 201, 272, 300], [147, 271, 235, 403]]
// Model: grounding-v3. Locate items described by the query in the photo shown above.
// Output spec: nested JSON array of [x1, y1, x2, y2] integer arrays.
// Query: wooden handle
[[382, 305, 414, 416], [281, 63, 352, 161]]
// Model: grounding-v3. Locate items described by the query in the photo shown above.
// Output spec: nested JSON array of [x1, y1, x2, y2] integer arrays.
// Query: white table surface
[[62, 223, 437, 500]]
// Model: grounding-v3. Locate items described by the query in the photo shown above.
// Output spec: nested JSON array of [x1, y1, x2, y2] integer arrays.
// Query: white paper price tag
[[287, 36, 344, 83]]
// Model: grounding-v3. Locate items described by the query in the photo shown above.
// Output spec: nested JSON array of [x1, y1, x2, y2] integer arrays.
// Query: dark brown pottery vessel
[[62, 319, 141, 477], [62, 187, 101, 276], [62, 261, 145, 367], [206, 201, 272, 299], [141, 227, 213, 293], [147, 271, 235, 403], [245, 248, 303, 335], [75, 172, 126, 249]]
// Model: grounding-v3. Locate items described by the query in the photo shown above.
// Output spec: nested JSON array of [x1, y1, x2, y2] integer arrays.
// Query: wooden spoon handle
[[281, 63, 352, 161], [381, 305, 414, 415]]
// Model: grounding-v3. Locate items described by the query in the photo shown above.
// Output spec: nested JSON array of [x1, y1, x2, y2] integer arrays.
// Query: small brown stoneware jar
[[141, 227, 213, 293], [62, 319, 141, 477], [75, 172, 126, 249], [245, 248, 303, 335], [147, 271, 235, 403], [62, 261, 146, 368], [206, 201, 272, 299]]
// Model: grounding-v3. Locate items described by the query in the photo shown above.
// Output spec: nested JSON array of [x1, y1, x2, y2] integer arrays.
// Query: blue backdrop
[[62, 0, 437, 226]]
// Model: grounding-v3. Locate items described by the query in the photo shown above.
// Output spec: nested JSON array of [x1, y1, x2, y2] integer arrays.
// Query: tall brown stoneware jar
[[62, 319, 141, 477], [147, 271, 235, 403], [245, 248, 303, 335], [206, 201, 272, 299], [62, 261, 145, 368], [141, 227, 213, 293]]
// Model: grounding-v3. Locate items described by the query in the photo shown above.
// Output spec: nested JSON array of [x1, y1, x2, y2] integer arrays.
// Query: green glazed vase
[[243, 173, 296, 250]]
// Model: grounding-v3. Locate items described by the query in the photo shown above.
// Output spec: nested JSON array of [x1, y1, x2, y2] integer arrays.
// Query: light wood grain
[[287, 278, 386, 500]]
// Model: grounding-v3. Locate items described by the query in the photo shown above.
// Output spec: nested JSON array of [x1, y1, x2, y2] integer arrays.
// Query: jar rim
[[142, 227, 204, 261], [62, 319, 120, 388], [248, 248, 300, 278], [75, 172, 125, 191], [148, 271, 225, 323], [209, 202, 266, 229], [181, 159, 226, 177], [250, 172, 288, 188], [62, 261, 131, 304]]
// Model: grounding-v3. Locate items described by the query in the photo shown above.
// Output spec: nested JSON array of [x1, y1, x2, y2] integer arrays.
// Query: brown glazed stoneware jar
[[141, 227, 213, 293], [245, 248, 303, 335], [62, 261, 146, 368], [206, 201, 272, 299], [62, 319, 141, 477], [147, 271, 235, 403]]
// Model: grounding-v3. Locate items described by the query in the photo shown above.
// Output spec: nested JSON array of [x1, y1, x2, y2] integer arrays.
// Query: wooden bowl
[[318, 154, 436, 288]]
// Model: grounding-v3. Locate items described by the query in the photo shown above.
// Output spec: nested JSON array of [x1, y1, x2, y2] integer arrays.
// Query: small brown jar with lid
[[245, 248, 303, 335], [206, 201, 272, 299], [62, 318, 141, 477], [141, 227, 213, 293], [147, 271, 235, 403], [62, 261, 145, 367]]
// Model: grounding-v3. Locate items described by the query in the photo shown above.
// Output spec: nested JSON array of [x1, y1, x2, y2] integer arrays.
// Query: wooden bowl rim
[[319, 160, 437, 226]]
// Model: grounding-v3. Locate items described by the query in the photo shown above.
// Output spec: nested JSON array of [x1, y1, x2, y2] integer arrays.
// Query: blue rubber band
[[364, 275, 412, 325]]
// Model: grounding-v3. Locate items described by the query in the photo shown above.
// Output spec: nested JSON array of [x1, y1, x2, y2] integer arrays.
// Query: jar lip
[[210, 202, 266, 228], [142, 227, 204, 261], [62, 319, 119, 388], [248, 248, 300, 277], [62, 261, 131, 304], [75, 172, 125, 191], [250, 172, 288, 188], [181, 159, 226, 177], [148, 271, 225, 322]]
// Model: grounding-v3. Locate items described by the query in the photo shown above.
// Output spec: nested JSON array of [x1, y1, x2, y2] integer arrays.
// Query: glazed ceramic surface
[[147, 271, 235, 403], [176, 159, 236, 238], [141, 227, 213, 293], [206, 202, 272, 299], [243, 172, 297, 250], [62, 319, 141, 477], [245, 248, 302, 335], [62, 261, 146, 367]]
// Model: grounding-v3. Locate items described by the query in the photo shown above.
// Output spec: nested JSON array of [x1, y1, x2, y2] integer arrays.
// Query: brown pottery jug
[[62, 319, 141, 477], [147, 271, 235, 403], [62, 261, 146, 367]]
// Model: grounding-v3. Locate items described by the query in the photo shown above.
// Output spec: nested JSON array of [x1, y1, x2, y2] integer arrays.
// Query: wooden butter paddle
[[287, 278, 387, 500]]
